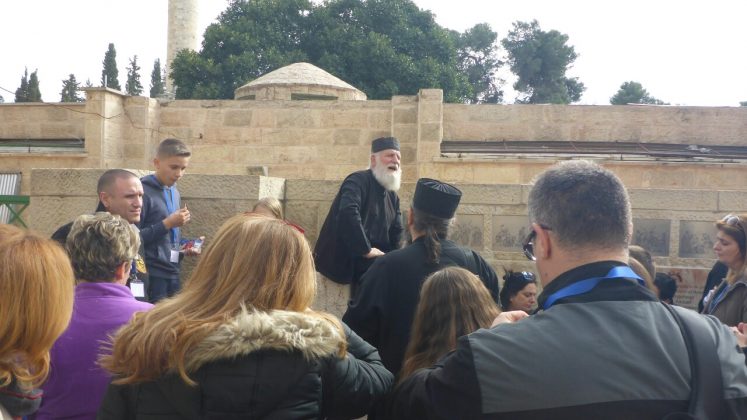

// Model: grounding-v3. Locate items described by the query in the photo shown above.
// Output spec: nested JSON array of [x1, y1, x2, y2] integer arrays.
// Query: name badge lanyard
[[542, 266, 645, 310], [706, 283, 729, 315], [164, 186, 178, 248]]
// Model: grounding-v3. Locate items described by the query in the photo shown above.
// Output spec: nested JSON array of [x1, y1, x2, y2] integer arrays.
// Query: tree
[[610, 81, 667, 105], [501, 20, 585, 104], [101, 43, 121, 90], [84, 78, 94, 88], [27, 70, 42, 102], [14, 68, 29, 102], [14, 68, 42, 102], [125, 55, 143, 95], [0, 95, 4, 103], [740, 101, 747, 107], [60, 74, 84, 102], [453, 23, 503, 103], [149, 58, 165, 98], [171, 0, 498, 102]]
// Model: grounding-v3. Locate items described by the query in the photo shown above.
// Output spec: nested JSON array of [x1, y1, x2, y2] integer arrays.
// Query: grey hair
[[527, 160, 631, 251], [66, 212, 140, 282]]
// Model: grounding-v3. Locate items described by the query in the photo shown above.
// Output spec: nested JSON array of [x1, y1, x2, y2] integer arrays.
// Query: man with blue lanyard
[[140, 138, 196, 303], [392, 160, 747, 419]]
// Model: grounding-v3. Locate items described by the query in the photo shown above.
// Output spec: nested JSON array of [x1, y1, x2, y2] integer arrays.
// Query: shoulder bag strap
[[661, 302, 725, 419]]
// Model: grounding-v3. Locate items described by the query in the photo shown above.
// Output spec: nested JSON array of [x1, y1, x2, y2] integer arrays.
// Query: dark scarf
[[0, 377, 43, 417]]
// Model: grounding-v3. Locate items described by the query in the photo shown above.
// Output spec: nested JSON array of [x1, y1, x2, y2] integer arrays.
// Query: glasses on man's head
[[521, 224, 551, 261]]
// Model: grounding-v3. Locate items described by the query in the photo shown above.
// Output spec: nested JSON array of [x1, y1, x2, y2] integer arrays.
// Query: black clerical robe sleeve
[[338, 175, 372, 257], [342, 259, 389, 349], [474, 251, 500, 303], [388, 194, 403, 251]]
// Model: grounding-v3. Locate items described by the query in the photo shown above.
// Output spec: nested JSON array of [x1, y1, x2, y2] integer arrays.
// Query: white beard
[[372, 164, 402, 192]]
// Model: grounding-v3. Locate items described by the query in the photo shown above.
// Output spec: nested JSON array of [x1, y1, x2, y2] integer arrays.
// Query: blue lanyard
[[163, 185, 178, 246], [542, 266, 645, 310], [706, 283, 729, 314]]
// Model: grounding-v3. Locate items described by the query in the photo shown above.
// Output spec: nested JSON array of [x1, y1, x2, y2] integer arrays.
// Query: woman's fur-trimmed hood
[[184, 308, 345, 372]]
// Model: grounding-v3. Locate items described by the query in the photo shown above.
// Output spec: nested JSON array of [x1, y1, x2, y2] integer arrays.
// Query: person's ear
[[115, 261, 130, 282], [99, 191, 110, 208], [370, 154, 376, 168], [153, 157, 160, 169], [533, 223, 552, 260]]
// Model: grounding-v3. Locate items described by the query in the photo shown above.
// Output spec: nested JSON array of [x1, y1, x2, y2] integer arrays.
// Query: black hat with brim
[[413, 178, 462, 219], [371, 137, 400, 153]]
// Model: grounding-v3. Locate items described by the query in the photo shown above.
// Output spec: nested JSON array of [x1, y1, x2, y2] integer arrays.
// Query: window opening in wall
[[0, 139, 85, 153], [291, 93, 337, 101]]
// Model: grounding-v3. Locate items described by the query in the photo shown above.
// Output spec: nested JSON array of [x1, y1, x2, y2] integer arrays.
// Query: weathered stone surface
[[27, 196, 98, 235], [285, 179, 341, 201], [314, 274, 350, 318], [458, 184, 523, 205], [629, 189, 718, 211], [31, 169, 108, 196], [718, 190, 747, 212], [178, 174, 283, 200]]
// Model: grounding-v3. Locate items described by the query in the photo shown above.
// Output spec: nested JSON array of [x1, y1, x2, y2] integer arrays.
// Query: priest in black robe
[[343, 178, 500, 377], [314, 137, 404, 294]]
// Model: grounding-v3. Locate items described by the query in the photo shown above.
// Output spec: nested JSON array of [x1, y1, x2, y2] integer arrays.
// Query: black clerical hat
[[371, 137, 400, 153], [413, 178, 462, 219]]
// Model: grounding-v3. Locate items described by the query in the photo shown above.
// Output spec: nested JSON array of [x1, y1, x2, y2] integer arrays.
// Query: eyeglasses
[[518, 271, 536, 281], [522, 224, 552, 261], [722, 214, 744, 232]]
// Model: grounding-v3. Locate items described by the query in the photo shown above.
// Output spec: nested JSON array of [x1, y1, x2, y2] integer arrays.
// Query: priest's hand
[[363, 248, 385, 258]]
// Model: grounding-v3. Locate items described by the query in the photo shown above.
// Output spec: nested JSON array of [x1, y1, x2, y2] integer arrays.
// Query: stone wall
[[443, 103, 747, 144], [25, 168, 734, 314]]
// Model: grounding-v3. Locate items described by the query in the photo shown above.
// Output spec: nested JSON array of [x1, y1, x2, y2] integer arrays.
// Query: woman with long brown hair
[[702, 213, 747, 326], [0, 225, 74, 418], [98, 213, 392, 418], [400, 266, 500, 381]]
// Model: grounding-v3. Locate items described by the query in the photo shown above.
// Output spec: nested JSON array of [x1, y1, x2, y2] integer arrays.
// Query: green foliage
[[610, 81, 667, 105], [501, 20, 584, 104], [60, 74, 84, 102], [101, 43, 121, 90], [14, 68, 30, 102], [453, 23, 503, 103], [16, 68, 42, 102], [0, 94, 4, 103], [150, 58, 165, 98], [27, 70, 42, 102], [125, 55, 144, 96], [740, 101, 747, 107], [170, 0, 500, 103]]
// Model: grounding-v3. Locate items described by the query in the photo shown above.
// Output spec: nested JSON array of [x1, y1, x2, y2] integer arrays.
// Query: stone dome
[[234, 62, 367, 101]]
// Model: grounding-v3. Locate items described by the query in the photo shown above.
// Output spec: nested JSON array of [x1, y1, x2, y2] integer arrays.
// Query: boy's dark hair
[[156, 138, 191, 158]]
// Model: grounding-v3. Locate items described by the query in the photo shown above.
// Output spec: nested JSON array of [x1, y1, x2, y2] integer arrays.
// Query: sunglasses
[[522, 224, 552, 261], [722, 214, 744, 232]]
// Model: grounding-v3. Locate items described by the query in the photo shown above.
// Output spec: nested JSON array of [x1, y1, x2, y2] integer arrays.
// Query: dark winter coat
[[343, 237, 499, 376], [703, 274, 747, 326], [391, 261, 747, 419], [97, 309, 393, 419], [314, 170, 403, 285]]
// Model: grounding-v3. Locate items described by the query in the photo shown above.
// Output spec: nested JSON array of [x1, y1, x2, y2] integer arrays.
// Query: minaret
[[166, 0, 199, 94]]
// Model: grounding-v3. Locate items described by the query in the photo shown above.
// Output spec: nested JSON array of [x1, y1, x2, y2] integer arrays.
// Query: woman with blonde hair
[[252, 196, 283, 219], [0, 225, 74, 418], [98, 213, 392, 418], [399, 266, 500, 381], [702, 213, 747, 326]]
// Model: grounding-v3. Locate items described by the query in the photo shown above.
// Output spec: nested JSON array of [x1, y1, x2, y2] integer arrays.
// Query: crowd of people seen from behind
[[1, 137, 747, 419]]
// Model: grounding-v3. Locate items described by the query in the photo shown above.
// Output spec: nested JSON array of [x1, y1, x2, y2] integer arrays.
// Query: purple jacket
[[32, 282, 152, 419]]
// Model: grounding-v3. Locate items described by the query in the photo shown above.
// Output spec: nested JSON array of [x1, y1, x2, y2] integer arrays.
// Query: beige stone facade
[[3, 87, 747, 314]]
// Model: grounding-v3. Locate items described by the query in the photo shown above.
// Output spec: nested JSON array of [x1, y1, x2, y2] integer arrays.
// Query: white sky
[[1, 0, 745, 106]]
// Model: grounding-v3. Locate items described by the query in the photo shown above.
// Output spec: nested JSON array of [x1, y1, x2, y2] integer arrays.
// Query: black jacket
[[97, 309, 393, 419], [392, 261, 747, 419], [314, 170, 403, 284], [343, 237, 499, 376]]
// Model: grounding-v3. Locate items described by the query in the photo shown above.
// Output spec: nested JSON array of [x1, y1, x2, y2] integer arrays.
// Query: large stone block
[[285, 179, 341, 201], [629, 189, 718, 211], [178, 174, 284, 200], [459, 184, 523, 205], [333, 129, 362, 145], [393, 107, 417, 125], [321, 110, 368, 128], [223, 109, 253, 127], [418, 102, 443, 124], [718, 191, 747, 212], [419, 89, 443, 102], [367, 110, 392, 129], [31, 169, 107, 196], [314, 274, 350, 319], [276, 109, 320, 128], [27, 196, 98, 235]]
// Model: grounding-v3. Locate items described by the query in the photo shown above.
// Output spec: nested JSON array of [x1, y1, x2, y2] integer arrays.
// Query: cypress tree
[[101, 43, 121, 89], [125, 55, 143, 95], [149, 58, 165, 98], [27, 70, 42, 102]]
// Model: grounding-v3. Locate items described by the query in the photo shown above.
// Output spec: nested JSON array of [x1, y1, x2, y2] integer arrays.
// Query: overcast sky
[[1, 0, 745, 106]]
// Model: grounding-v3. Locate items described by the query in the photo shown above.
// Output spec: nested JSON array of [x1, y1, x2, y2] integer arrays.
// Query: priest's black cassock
[[313, 169, 403, 285]]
